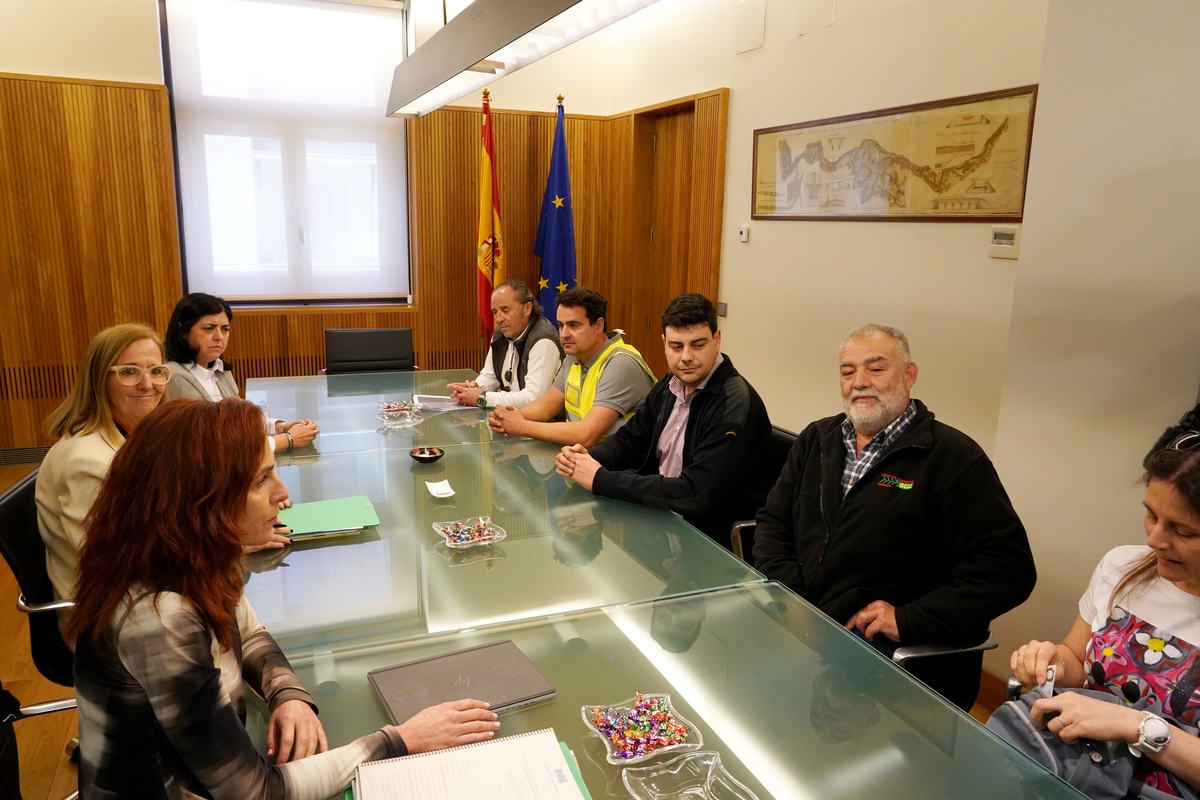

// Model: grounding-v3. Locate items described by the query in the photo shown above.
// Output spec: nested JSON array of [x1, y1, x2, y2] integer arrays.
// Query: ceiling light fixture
[[387, 0, 660, 117]]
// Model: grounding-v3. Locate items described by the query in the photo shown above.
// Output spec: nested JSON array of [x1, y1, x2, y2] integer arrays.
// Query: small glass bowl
[[432, 516, 508, 550], [622, 751, 759, 800], [581, 692, 702, 765], [376, 402, 422, 429]]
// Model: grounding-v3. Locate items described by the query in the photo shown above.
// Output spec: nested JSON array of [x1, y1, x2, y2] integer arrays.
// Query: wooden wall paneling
[[0, 74, 181, 448], [570, 116, 610, 298], [688, 90, 728, 300], [0, 81, 728, 449], [408, 108, 491, 369]]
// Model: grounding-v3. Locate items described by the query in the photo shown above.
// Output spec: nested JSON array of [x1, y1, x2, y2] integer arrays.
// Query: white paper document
[[414, 394, 464, 412], [355, 728, 588, 799]]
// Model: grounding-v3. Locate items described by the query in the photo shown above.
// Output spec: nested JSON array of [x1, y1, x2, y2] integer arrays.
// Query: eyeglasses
[[1167, 431, 1200, 451], [109, 364, 173, 386]]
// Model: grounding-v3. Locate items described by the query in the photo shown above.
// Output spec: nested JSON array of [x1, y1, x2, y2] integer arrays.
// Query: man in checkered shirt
[[752, 324, 1036, 711], [554, 293, 771, 550]]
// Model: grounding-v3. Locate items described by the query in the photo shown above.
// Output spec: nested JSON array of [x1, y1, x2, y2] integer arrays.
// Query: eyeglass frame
[[108, 364, 173, 386]]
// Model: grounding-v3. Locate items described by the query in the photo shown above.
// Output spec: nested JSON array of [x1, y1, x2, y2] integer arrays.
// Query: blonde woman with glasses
[[36, 323, 172, 611]]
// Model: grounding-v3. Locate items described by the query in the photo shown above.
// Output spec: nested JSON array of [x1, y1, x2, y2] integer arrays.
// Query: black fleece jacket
[[589, 356, 771, 548], [752, 400, 1036, 646]]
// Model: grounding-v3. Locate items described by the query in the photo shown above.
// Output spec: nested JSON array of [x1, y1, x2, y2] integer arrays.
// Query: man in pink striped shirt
[[555, 294, 771, 550]]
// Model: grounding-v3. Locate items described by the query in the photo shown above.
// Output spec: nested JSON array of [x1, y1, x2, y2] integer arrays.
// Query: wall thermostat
[[989, 224, 1021, 259]]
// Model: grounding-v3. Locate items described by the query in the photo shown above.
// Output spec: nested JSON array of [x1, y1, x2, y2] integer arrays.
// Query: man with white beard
[[752, 324, 1036, 711]]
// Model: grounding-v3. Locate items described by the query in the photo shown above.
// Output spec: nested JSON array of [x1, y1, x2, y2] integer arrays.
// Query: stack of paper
[[278, 496, 380, 542], [413, 394, 463, 413]]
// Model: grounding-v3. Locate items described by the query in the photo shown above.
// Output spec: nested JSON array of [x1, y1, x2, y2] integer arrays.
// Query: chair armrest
[[891, 631, 999, 667], [17, 593, 73, 613], [729, 520, 755, 561], [17, 697, 77, 720]]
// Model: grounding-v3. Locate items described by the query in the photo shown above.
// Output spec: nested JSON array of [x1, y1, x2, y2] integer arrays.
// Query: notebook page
[[356, 728, 586, 799]]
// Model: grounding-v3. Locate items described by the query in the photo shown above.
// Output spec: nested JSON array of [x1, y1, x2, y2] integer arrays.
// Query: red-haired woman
[[68, 399, 498, 798]]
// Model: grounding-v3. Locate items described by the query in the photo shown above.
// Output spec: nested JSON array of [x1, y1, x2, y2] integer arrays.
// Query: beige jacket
[[35, 428, 122, 603]]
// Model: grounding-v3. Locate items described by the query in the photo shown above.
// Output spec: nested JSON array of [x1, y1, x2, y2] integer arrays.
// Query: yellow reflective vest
[[563, 334, 654, 423]]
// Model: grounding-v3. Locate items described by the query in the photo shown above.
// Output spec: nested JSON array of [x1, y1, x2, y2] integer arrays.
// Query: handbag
[[987, 687, 1200, 800]]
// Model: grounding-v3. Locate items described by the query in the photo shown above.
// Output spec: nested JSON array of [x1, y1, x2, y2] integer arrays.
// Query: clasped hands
[[555, 444, 601, 490], [448, 380, 483, 407], [278, 419, 319, 448], [487, 405, 528, 437]]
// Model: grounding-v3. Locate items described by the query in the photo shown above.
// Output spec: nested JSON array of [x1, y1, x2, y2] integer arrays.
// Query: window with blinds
[[164, 0, 411, 301]]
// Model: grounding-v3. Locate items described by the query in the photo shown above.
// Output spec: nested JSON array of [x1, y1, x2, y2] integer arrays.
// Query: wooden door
[[625, 108, 695, 377]]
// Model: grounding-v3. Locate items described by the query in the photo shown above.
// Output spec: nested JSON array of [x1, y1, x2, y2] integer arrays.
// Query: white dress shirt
[[475, 324, 562, 408]]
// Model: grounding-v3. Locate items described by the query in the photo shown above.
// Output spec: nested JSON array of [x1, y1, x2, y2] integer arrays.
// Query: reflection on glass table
[[243, 440, 763, 656], [255, 583, 1085, 800], [245, 369, 532, 454]]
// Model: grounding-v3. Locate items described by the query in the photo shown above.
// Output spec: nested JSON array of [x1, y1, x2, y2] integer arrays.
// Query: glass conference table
[[243, 438, 762, 656], [246, 369, 502, 454], [256, 583, 1085, 800]]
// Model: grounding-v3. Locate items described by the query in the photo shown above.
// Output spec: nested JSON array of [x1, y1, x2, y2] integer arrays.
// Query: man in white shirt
[[448, 280, 562, 409]]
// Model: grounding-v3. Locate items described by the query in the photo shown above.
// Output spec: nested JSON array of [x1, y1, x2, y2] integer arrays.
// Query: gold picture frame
[[752, 85, 1037, 221]]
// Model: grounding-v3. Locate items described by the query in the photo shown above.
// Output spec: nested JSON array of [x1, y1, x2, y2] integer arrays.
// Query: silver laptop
[[367, 640, 556, 725]]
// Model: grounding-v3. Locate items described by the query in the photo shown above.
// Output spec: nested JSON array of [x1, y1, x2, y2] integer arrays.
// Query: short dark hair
[[555, 287, 607, 328], [661, 293, 717, 334], [164, 293, 233, 364], [495, 279, 543, 316]]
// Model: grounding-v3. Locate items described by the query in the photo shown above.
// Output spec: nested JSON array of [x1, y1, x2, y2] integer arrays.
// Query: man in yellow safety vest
[[488, 288, 654, 448]]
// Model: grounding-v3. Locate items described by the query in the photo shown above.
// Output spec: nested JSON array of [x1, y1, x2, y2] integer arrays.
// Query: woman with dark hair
[[69, 399, 498, 797], [36, 323, 171, 608], [163, 293, 319, 455], [1007, 437, 1200, 796]]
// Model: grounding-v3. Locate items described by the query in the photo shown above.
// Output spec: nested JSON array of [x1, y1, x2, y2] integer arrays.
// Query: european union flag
[[535, 102, 577, 324]]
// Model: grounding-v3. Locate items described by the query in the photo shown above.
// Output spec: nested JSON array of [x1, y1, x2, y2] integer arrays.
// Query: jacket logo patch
[[877, 473, 914, 490]]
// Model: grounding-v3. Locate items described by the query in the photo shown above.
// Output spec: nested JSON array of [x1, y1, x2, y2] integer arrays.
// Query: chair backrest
[[766, 425, 798, 482], [0, 470, 74, 687], [324, 328, 415, 374]]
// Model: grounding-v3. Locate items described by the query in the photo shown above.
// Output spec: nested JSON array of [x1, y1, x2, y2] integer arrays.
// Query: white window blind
[[165, 0, 410, 301]]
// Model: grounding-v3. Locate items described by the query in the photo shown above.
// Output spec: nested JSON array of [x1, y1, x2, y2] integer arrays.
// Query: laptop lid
[[367, 640, 556, 725]]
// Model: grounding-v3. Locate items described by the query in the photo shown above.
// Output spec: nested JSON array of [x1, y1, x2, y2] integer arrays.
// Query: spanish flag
[[476, 89, 505, 340]]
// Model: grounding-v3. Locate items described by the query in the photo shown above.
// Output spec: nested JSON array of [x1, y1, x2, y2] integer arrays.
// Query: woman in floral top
[[1009, 437, 1200, 797]]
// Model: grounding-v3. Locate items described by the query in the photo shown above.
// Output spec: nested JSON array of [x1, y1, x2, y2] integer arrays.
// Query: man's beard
[[844, 385, 909, 439]]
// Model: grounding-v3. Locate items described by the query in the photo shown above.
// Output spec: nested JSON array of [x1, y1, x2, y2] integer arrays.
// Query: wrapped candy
[[588, 691, 690, 760]]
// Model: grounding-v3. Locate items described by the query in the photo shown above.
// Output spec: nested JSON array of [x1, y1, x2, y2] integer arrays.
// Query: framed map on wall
[[752, 86, 1037, 221]]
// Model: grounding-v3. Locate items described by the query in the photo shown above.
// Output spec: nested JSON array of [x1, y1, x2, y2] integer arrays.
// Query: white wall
[[989, 2, 1200, 673], [0, 0, 163, 84], [479, 0, 1049, 454]]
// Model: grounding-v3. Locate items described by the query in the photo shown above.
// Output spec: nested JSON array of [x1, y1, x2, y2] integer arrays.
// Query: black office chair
[[729, 425, 798, 562], [0, 470, 78, 799], [323, 328, 416, 374]]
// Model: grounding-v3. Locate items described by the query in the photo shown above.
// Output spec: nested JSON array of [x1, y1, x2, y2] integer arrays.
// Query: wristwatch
[[476, 394, 488, 409], [1129, 713, 1171, 756]]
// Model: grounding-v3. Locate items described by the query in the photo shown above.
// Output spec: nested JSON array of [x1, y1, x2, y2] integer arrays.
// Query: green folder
[[559, 741, 593, 800], [278, 495, 379, 540]]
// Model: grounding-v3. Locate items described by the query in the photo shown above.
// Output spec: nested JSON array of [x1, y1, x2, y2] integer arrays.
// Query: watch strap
[[1130, 713, 1171, 756]]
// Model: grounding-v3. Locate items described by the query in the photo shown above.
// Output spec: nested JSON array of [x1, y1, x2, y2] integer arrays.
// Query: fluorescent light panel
[[388, 0, 659, 117]]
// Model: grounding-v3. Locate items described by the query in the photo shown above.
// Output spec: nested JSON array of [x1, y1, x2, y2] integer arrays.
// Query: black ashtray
[[410, 447, 444, 464]]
